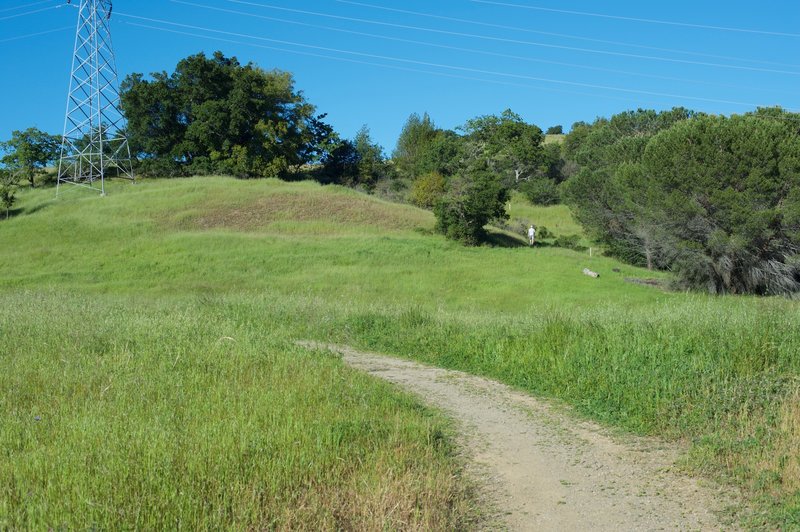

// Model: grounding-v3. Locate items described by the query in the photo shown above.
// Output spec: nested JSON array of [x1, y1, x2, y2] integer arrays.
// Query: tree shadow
[[25, 202, 51, 216], [1, 207, 24, 221], [483, 230, 527, 248], [0, 198, 54, 222]]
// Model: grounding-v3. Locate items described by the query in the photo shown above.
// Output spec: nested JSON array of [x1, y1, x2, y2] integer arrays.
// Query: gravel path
[[300, 342, 741, 531]]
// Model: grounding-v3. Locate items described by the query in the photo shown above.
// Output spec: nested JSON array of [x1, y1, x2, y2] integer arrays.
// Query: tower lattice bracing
[[58, 0, 133, 195]]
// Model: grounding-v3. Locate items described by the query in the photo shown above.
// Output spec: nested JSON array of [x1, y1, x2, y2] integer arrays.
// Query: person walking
[[528, 225, 536, 246]]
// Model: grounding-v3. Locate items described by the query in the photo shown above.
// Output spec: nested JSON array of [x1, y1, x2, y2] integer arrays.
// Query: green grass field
[[2, 177, 799, 528]]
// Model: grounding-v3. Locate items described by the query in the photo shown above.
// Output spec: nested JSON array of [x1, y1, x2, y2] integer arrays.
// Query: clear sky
[[1, 0, 799, 154]]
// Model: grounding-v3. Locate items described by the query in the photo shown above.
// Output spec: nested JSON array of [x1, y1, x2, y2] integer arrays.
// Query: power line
[[222, 0, 800, 76], [0, 4, 59, 22], [0, 0, 56, 14], [124, 20, 647, 107], [337, 0, 800, 70], [0, 25, 71, 44], [173, 0, 794, 96], [114, 11, 782, 110], [470, 0, 800, 38]]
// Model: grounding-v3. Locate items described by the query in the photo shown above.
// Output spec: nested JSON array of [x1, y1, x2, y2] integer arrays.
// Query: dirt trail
[[301, 342, 741, 531]]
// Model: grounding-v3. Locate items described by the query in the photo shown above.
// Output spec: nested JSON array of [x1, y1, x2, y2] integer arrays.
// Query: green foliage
[[461, 109, 544, 187], [638, 113, 800, 295], [546, 125, 563, 135], [553, 234, 583, 251], [410, 171, 446, 209], [393, 112, 437, 179], [352, 125, 388, 189], [536, 225, 552, 239], [537, 142, 566, 181], [520, 177, 560, 206], [434, 168, 509, 245], [120, 51, 334, 178], [0, 128, 60, 188], [318, 127, 390, 188], [563, 107, 800, 295], [561, 108, 697, 267], [393, 113, 464, 180], [0, 169, 17, 218]]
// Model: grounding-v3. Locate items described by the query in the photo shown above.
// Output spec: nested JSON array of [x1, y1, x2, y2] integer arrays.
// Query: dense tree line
[[561, 107, 800, 295]]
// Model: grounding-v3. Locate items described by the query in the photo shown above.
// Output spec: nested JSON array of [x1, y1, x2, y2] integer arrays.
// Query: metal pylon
[[57, 0, 133, 196]]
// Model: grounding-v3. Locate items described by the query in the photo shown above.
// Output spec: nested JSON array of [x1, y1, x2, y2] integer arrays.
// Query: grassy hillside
[[2, 177, 799, 527], [506, 191, 587, 242]]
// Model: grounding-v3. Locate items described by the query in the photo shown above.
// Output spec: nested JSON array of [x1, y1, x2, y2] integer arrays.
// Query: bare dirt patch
[[301, 341, 743, 531]]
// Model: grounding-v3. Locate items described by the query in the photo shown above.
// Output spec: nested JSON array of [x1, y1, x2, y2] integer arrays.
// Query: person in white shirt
[[528, 225, 536, 246]]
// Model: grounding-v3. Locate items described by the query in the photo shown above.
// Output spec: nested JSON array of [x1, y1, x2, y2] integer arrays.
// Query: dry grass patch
[[187, 191, 433, 233], [776, 387, 800, 494]]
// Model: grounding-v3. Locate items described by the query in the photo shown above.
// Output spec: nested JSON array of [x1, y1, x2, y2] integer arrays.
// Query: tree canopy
[[561, 108, 696, 266], [562, 107, 800, 295], [0, 128, 60, 188], [461, 109, 544, 187], [120, 51, 335, 178]]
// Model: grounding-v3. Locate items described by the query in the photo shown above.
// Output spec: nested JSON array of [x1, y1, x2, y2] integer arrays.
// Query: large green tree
[[561, 108, 696, 265], [0, 128, 60, 188], [434, 165, 509, 245], [636, 112, 800, 294], [393, 113, 437, 179], [353, 125, 389, 188], [461, 109, 544, 187], [120, 51, 335, 178], [393, 113, 464, 180], [563, 107, 800, 295]]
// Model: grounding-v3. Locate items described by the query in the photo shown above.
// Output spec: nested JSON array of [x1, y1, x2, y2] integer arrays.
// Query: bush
[[410, 172, 446, 209], [434, 169, 509, 245], [554, 234, 583, 251], [536, 226, 553, 240], [521, 178, 560, 205]]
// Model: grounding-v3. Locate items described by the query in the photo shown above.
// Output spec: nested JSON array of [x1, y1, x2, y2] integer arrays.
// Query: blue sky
[[1, 0, 799, 153]]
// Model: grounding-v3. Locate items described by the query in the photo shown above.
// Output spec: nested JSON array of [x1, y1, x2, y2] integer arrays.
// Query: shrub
[[0, 169, 17, 219], [521, 178, 560, 205], [410, 172, 446, 209], [554, 234, 583, 250], [434, 169, 509, 245]]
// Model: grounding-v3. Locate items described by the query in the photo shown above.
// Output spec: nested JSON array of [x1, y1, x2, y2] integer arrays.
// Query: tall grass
[[0, 291, 473, 529], [2, 177, 799, 527], [296, 298, 800, 527]]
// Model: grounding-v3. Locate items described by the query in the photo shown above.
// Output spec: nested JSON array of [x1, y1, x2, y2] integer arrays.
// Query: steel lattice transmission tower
[[57, 0, 133, 195]]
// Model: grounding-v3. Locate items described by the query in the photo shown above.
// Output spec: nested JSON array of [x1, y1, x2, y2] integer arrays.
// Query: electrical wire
[[173, 0, 795, 96], [0, 0, 56, 15], [114, 11, 783, 110], [471, 0, 800, 38], [0, 5, 60, 22], [123, 20, 651, 107], [0, 25, 72, 44], [337, 0, 800, 70], [222, 0, 800, 76]]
